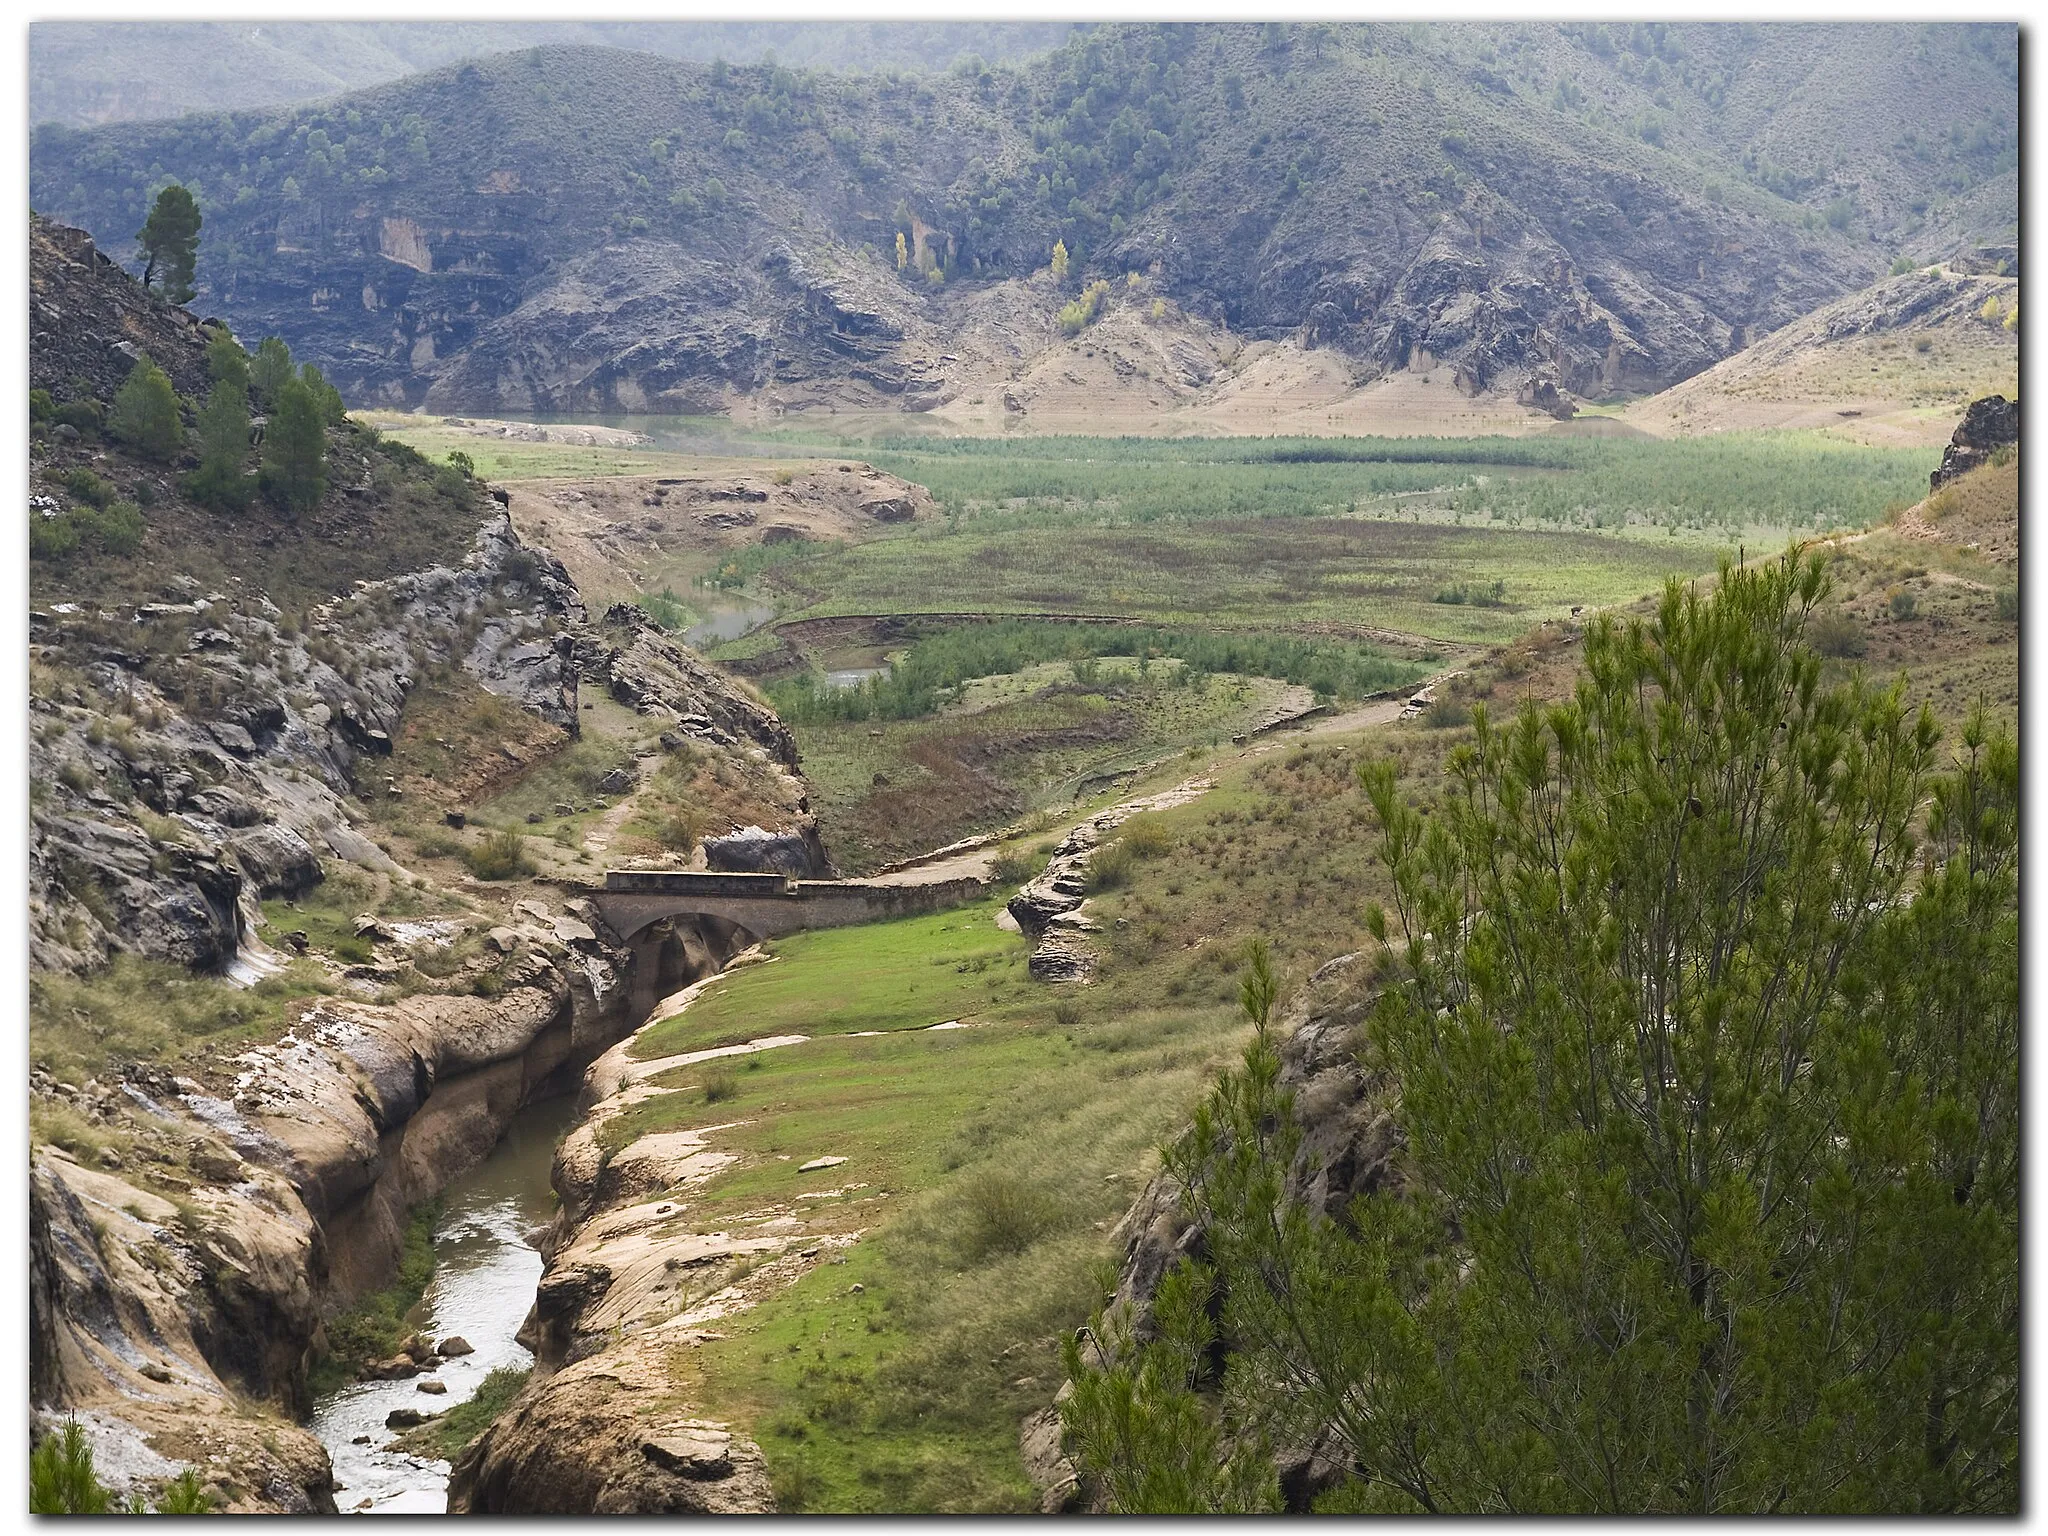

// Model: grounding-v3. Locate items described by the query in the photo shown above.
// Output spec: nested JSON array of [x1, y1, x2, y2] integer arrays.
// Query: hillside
[[1621, 261, 2019, 443], [28, 22, 1077, 128], [28, 23, 2015, 424]]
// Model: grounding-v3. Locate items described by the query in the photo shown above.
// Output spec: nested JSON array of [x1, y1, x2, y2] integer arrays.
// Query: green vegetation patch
[[630, 900, 1033, 1060], [310, 1199, 443, 1394], [757, 515, 1709, 644], [769, 617, 1425, 724], [855, 431, 1936, 533], [390, 1365, 532, 1462]]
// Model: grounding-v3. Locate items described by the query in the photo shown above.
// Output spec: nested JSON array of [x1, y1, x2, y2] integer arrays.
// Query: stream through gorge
[[309, 1095, 578, 1514]]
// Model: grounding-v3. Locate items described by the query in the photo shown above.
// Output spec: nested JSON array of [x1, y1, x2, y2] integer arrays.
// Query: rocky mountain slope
[[25, 219, 815, 1510], [1620, 260, 2019, 441], [29, 24, 2015, 422], [30, 21, 1077, 128]]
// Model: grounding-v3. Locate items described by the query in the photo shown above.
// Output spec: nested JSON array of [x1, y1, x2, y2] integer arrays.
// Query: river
[[309, 1096, 578, 1515]]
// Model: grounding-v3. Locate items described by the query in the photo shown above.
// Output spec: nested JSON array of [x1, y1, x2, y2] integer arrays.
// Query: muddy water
[[685, 601, 777, 646], [310, 1096, 578, 1515]]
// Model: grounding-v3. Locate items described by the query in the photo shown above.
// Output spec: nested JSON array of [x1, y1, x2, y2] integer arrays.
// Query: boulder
[[641, 1427, 733, 1479], [1931, 395, 2019, 491], [417, 1379, 449, 1395], [859, 494, 918, 523], [703, 825, 826, 877], [437, 1336, 475, 1357], [386, 1408, 432, 1430]]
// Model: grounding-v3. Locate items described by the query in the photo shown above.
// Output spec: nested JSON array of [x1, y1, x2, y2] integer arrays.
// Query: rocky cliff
[[25, 217, 822, 1511]]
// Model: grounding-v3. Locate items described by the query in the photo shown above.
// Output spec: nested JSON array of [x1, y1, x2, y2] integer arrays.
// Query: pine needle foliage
[[1064, 554, 2018, 1513]]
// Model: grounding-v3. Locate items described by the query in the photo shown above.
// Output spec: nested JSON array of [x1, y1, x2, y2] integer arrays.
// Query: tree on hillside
[[185, 377, 252, 513], [896, 230, 909, 271], [260, 376, 327, 514], [299, 362, 347, 426], [249, 336, 294, 408], [1065, 554, 2019, 1514], [136, 183, 201, 304], [204, 324, 249, 392], [1051, 239, 1070, 282], [105, 355, 183, 462]]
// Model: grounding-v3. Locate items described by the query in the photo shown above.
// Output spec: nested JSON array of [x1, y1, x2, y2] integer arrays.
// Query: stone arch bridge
[[587, 869, 989, 949]]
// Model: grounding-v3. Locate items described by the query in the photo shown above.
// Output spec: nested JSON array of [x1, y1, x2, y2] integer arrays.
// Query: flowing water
[[310, 1096, 578, 1515]]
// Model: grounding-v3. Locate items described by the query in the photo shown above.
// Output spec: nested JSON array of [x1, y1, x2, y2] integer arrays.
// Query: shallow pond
[[310, 1096, 576, 1515], [684, 601, 778, 646]]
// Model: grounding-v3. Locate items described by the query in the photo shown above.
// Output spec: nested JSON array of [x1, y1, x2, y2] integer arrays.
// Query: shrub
[[1425, 695, 1473, 729], [61, 467, 114, 507], [1889, 587, 1919, 622], [52, 398, 103, 435], [1119, 813, 1173, 857], [702, 1067, 740, 1103], [1995, 587, 2019, 623], [30, 1422, 117, 1514], [1059, 279, 1112, 336], [988, 848, 1038, 887], [1809, 607, 1867, 657], [954, 1169, 1061, 1261], [466, 829, 535, 881], [1086, 839, 1134, 892], [1914, 336, 1934, 353]]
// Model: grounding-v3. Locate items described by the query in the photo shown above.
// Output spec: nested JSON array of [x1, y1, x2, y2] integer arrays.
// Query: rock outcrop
[[592, 604, 800, 770], [1007, 778, 1214, 983], [28, 512, 582, 976], [1932, 395, 2019, 491], [450, 1361, 776, 1514], [702, 823, 830, 877]]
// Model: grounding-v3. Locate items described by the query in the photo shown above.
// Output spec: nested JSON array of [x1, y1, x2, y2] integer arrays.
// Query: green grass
[[629, 900, 1034, 1060], [758, 514, 1717, 644], [29, 953, 322, 1085], [597, 721, 1481, 1511]]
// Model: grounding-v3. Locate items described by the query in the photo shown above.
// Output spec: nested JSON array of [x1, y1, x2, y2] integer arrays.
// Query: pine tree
[[136, 183, 202, 304], [299, 363, 347, 425], [1066, 554, 2019, 1514], [1051, 239, 1070, 282], [205, 324, 250, 392], [260, 376, 327, 514], [249, 336, 294, 407], [185, 378, 253, 512], [896, 231, 909, 271], [29, 1422, 117, 1514], [105, 354, 183, 462]]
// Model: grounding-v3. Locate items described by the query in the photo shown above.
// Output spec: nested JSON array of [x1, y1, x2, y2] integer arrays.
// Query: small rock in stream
[[417, 1379, 449, 1394], [437, 1335, 475, 1357]]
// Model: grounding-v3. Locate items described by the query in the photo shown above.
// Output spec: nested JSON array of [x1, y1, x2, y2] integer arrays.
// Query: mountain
[[29, 23, 2017, 422], [27, 21, 1078, 127]]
